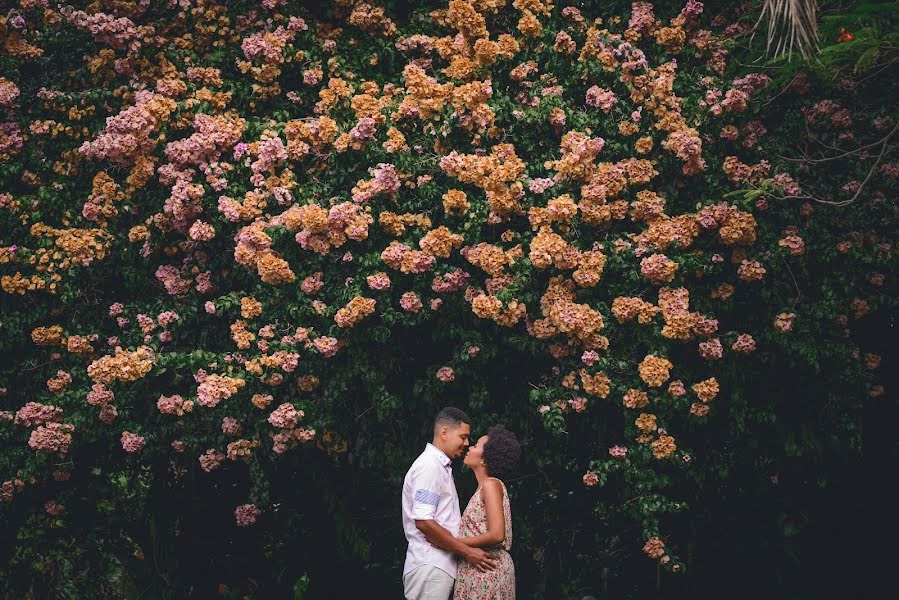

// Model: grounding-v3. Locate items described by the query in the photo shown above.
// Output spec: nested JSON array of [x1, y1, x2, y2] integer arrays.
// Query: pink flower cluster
[[199, 448, 225, 472], [662, 129, 706, 175], [640, 253, 678, 284], [235, 503, 262, 527], [157, 394, 192, 415], [28, 422, 75, 454], [313, 336, 340, 357], [366, 272, 392, 290], [299, 271, 324, 295], [155, 265, 192, 296], [86, 382, 115, 406], [0, 78, 20, 109], [698, 338, 723, 360], [222, 417, 242, 436], [609, 446, 628, 458], [581, 350, 599, 366], [432, 269, 470, 293], [585, 86, 618, 111], [46, 370, 72, 394], [79, 90, 171, 165], [15, 402, 63, 427], [121, 431, 146, 453], [731, 334, 757, 353], [0, 122, 23, 156], [528, 178, 555, 194], [381, 242, 436, 273], [62, 8, 154, 52], [628, 1, 656, 33], [269, 402, 303, 428], [349, 117, 378, 143], [400, 291, 423, 313], [568, 397, 588, 413], [436, 367, 455, 382], [242, 26, 296, 64], [352, 163, 401, 203], [774, 312, 796, 333], [157, 311, 180, 328], [197, 375, 243, 408]]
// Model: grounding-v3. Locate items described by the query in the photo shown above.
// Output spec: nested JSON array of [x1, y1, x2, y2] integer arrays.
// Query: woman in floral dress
[[454, 425, 521, 600]]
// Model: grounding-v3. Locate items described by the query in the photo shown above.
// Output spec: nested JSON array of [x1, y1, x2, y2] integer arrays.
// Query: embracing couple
[[402, 407, 521, 600]]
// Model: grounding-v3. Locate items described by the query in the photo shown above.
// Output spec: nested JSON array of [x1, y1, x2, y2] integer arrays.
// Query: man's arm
[[415, 519, 498, 572]]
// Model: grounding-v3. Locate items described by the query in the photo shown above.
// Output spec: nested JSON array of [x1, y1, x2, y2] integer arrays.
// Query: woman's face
[[463, 435, 488, 469]]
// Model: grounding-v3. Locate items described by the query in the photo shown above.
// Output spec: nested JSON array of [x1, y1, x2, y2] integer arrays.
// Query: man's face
[[443, 422, 471, 459]]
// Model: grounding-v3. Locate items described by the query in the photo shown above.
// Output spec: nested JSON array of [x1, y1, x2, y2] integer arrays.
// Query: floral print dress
[[453, 478, 515, 599]]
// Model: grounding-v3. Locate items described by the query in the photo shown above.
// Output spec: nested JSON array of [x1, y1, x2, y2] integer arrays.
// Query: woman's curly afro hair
[[482, 424, 521, 482]]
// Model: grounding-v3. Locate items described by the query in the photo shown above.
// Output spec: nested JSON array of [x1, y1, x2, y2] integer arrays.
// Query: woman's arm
[[415, 520, 498, 572], [459, 479, 505, 548]]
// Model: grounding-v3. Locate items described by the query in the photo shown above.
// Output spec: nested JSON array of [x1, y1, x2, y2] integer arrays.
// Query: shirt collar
[[426, 443, 452, 468]]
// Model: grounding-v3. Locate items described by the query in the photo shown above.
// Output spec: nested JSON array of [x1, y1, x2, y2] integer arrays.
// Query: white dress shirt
[[402, 443, 462, 578]]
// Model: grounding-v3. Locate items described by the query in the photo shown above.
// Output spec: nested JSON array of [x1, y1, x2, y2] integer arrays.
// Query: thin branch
[[762, 71, 804, 107], [777, 122, 899, 163], [770, 129, 896, 206], [781, 257, 801, 309]]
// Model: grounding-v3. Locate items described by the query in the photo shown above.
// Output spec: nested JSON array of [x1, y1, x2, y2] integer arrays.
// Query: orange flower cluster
[[629, 190, 667, 223], [442, 189, 471, 216], [383, 127, 409, 153], [440, 144, 526, 220], [624, 389, 650, 409], [639, 355, 673, 388], [379, 211, 432, 237], [256, 252, 295, 285], [279, 202, 373, 255], [470, 294, 527, 327], [547, 130, 606, 182], [580, 369, 611, 398], [534, 277, 606, 348], [31, 326, 65, 346], [240, 297, 263, 319], [572, 251, 607, 288], [632, 214, 700, 251], [30, 222, 113, 268], [635, 412, 657, 432], [643, 537, 665, 559], [87, 346, 154, 385], [692, 377, 720, 403], [230, 320, 255, 350], [529, 227, 578, 270], [464, 242, 517, 277], [419, 226, 464, 258], [658, 287, 698, 341], [283, 116, 338, 160], [612, 297, 660, 324], [226, 438, 261, 461], [528, 194, 578, 232], [718, 210, 757, 246], [652, 434, 677, 459], [334, 296, 377, 328]]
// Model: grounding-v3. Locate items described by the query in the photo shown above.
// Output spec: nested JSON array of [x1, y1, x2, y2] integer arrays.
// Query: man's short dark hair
[[434, 406, 471, 430]]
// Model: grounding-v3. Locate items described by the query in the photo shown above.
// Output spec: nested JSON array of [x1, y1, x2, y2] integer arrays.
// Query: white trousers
[[403, 565, 454, 600]]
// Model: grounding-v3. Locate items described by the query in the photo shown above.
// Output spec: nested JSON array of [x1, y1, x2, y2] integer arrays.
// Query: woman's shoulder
[[482, 477, 506, 496]]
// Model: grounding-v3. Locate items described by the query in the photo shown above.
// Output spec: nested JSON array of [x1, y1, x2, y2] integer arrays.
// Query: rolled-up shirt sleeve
[[410, 466, 443, 521]]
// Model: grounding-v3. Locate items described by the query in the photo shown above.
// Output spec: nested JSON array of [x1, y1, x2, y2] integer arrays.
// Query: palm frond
[[750, 0, 820, 61]]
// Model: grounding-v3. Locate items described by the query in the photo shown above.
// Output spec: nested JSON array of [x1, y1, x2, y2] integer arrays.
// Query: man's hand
[[464, 547, 499, 572]]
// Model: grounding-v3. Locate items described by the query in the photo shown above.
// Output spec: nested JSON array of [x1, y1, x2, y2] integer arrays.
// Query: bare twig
[[770, 127, 896, 206], [777, 122, 899, 162]]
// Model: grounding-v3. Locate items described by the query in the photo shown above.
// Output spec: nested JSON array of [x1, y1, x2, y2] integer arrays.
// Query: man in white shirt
[[402, 407, 497, 600]]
